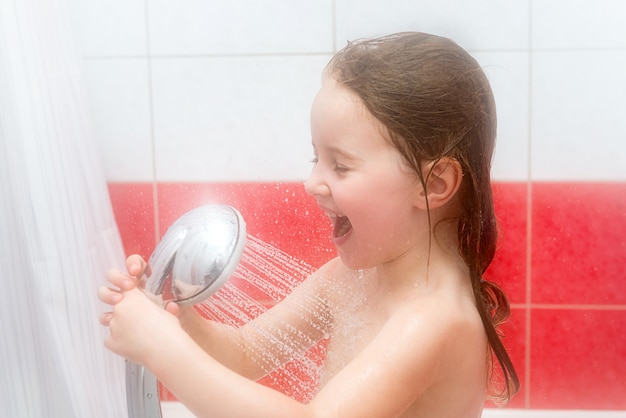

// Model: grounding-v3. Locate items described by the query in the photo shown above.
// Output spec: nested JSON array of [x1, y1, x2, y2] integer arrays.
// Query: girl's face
[[305, 78, 423, 270]]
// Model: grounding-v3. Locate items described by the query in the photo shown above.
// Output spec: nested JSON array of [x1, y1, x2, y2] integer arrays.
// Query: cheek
[[351, 196, 415, 239], [332, 165, 418, 223], [364, 184, 419, 236]]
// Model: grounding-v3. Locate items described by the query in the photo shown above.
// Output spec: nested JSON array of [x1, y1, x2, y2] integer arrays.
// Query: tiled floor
[[161, 402, 626, 417]]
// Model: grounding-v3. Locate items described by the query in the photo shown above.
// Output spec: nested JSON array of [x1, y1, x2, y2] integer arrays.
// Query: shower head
[[145, 204, 247, 307], [128, 204, 247, 418]]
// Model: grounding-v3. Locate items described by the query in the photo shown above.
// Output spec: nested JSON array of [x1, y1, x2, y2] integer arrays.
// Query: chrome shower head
[[145, 204, 247, 306], [127, 204, 246, 418]]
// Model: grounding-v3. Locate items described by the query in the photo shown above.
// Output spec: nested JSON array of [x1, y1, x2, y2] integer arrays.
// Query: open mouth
[[329, 213, 352, 238]]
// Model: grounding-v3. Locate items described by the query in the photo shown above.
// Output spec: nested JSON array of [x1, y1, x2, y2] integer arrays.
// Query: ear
[[415, 157, 463, 210]]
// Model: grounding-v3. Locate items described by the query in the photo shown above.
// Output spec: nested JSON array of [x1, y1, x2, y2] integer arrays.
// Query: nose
[[304, 164, 330, 197]]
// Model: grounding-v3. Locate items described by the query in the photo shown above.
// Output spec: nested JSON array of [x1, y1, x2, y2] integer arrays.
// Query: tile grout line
[[525, 0, 534, 408], [79, 46, 626, 61], [144, 0, 159, 243], [331, 0, 337, 52], [511, 303, 626, 311]]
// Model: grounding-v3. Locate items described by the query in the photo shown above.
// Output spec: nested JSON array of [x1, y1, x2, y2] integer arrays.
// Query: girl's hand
[[103, 286, 182, 365], [116, 254, 151, 291], [98, 254, 147, 327], [98, 255, 180, 327], [98, 254, 183, 364]]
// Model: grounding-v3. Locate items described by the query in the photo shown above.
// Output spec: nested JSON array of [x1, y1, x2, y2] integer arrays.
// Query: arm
[[100, 254, 334, 380], [101, 280, 455, 418], [179, 259, 335, 380]]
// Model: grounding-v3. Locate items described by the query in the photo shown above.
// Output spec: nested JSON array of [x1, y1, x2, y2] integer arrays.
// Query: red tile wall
[[529, 182, 626, 410], [107, 181, 626, 410]]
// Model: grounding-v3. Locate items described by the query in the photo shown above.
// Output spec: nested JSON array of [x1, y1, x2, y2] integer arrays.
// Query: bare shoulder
[[411, 291, 484, 337], [309, 256, 348, 281], [393, 290, 487, 365], [301, 256, 354, 297], [380, 294, 487, 416], [369, 287, 487, 386]]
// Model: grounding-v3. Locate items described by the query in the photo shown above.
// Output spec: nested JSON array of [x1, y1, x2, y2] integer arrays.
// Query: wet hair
[[326, 32, 519, 405]]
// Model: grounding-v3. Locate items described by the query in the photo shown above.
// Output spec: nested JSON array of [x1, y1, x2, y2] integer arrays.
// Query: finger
[[98, 285, 123, 305], [105, 268, 136, 291], [99, 311, 113, 326], [163, 301, 180, 316], [126, 254, 151, 279]]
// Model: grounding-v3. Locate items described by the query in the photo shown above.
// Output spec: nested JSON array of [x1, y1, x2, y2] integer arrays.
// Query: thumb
[[163, 300, 181, 316]]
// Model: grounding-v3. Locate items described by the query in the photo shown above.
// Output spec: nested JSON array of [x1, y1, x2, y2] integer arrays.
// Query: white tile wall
[[334, 0, 529, 51], [82, 58, 154, 181], [70, 0, 626, 184], [473, 51, 530, 181], [531, 50, 626, 180], [67, 0, 147, 57], [148, 0, 334, 55], [150, 55, 328, 181], [529, 0, 626, 181], [532, 0, 626, 50]]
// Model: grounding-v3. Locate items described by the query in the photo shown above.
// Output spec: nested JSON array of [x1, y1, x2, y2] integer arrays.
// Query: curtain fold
[[0, 0, 127, 416]]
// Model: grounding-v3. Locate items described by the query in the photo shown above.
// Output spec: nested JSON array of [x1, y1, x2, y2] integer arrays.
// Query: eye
[[334, 164, 349, 173], [310, 156, 319, 164]]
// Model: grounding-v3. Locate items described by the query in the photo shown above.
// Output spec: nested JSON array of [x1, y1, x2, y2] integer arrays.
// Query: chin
[[337, 252, 377, 271]]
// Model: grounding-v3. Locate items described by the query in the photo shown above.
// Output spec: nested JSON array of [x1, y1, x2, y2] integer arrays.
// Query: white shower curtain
[[0, 0, 127, 416]]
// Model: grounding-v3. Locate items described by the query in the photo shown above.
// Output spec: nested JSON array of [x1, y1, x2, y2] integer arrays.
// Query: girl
[[99, 32, 519, 417]]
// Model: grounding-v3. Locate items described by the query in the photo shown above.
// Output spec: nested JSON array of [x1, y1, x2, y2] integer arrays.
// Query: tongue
[[333, 216, 352, 238]]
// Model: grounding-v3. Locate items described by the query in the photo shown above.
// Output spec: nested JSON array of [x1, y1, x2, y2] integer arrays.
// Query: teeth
[[323, 210, 352, 238], [325, 211, 344, 223]]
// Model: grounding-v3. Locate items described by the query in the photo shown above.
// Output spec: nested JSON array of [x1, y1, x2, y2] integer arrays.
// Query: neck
[[373, 217, 467, 297]]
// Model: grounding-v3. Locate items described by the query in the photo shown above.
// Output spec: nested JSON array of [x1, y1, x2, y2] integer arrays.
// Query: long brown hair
[[326, 32, 520, 404]]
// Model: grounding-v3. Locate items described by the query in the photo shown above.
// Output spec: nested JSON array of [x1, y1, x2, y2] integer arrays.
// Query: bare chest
[[319, 290, 388, 385]]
